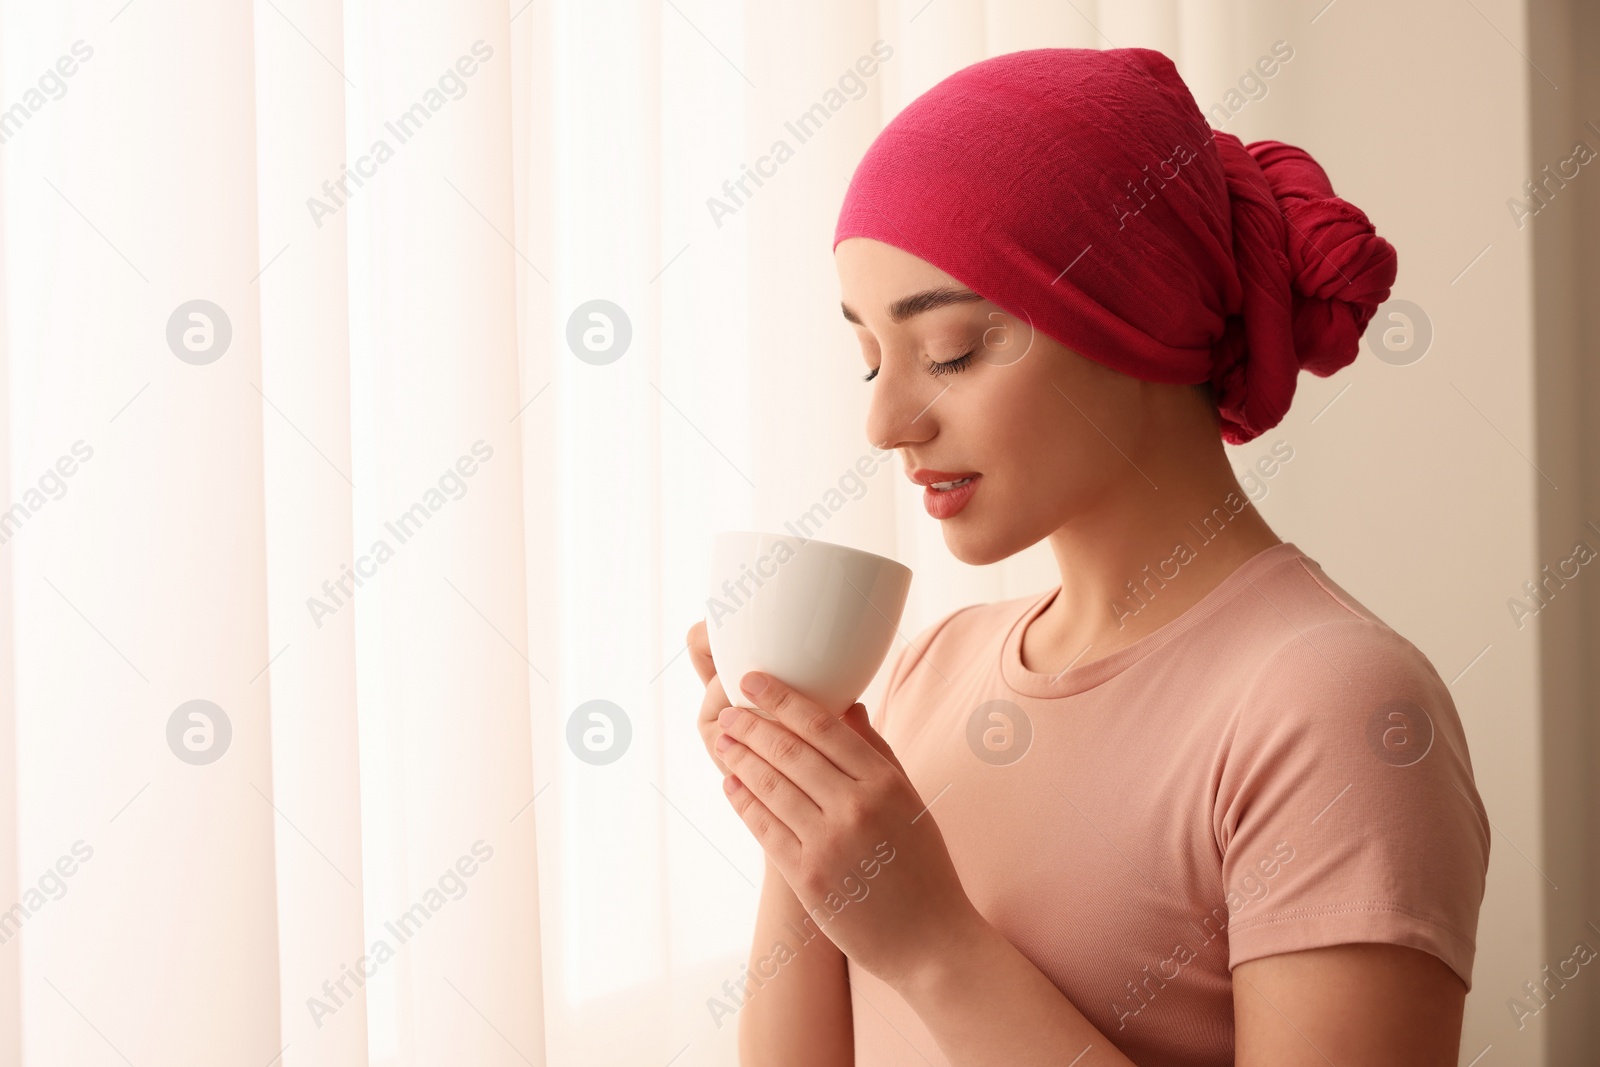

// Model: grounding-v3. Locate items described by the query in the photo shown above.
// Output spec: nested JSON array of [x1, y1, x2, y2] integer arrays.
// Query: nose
[[865, 364, 938, 455]]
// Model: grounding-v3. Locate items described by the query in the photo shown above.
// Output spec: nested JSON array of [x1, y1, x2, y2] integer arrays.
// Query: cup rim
[[712, 529, 911, 579]]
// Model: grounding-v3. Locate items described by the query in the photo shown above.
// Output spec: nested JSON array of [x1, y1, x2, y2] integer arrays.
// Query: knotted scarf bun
[[1208, 133, 1397, 442], [834, 46, 1398, 445]]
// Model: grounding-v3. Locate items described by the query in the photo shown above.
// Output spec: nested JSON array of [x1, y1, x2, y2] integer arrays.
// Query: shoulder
[[1235, 558, 1454, 736], [1213, 579, 1492, 989], [1225, 608, 1468, 792], [871, 591, 1041, 729], [1215, 612, 1489, 874], [1215, 559, 1487, 849], [889, 591, 1041, 689], [1226, 548, 1452, 713], [1249, 615, 1442, 700]]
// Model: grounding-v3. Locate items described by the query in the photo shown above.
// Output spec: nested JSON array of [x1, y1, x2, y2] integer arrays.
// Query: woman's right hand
[[687, 619, 736, 777]]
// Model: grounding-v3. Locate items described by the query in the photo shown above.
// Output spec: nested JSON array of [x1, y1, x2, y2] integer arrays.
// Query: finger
[[719, 705, 850, 806], [697, 676, 733, 774], [840, 703, 906, 774], [686, 620, 716, 686], [737, 672, 881, 780], [720, 773, 800, 867], [698, 673, 730, 726], [717, 726, 824, 836]]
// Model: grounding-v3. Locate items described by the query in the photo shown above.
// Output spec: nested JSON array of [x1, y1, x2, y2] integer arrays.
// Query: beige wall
[[1529, 0, 1600, 1062]]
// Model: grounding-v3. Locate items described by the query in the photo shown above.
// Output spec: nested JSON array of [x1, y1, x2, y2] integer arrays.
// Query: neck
[[1022, 443, 1282, 675]]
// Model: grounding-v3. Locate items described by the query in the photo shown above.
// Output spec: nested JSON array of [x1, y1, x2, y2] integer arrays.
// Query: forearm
[[893, 910, 1138, 1067], [738, 857, 855, 1066]]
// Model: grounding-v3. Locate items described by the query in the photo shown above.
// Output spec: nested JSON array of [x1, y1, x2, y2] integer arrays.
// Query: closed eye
[[862, 351, 974, 383], [927, 351, 974, 377]]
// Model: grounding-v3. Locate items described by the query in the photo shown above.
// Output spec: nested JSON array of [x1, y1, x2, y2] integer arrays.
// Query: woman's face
[[835, 236, 1166, 567]]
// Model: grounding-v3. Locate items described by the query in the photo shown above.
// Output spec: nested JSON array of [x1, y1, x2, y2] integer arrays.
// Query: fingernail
[[718, 707, 741, 727], [741, 671, 769, 696], [716, 733, 735, 752]]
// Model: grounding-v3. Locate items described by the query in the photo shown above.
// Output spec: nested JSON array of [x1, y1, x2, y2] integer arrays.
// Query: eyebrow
[[840, 286, 985, 326]]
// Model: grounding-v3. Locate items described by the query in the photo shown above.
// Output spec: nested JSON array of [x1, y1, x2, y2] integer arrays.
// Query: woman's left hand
[[715, 670, 983, 990]]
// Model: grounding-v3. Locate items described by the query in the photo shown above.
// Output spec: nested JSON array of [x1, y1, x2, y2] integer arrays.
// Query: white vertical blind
[[3, 2, 283, 1064]]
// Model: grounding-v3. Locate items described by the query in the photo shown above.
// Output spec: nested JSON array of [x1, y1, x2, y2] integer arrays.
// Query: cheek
[[1021, 358, 1145, 464], [959, 382, 1069, 506], [979, 368, 1127, 503], [981, 362, 1077, 458]]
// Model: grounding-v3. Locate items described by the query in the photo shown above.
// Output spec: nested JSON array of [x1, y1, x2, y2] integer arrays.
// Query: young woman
[[689, 46, 1488, 1066]]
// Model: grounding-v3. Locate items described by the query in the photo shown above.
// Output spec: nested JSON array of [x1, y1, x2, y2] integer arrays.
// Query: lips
[[908, 467, 981, 488], [920, 473, 980, 519]]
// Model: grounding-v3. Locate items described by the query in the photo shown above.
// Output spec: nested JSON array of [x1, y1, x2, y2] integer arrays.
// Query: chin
[[940, 523, 1019, 567]]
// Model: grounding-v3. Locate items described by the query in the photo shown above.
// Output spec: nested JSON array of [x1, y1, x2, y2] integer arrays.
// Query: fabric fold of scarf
[[833, 47, 1397, 444]]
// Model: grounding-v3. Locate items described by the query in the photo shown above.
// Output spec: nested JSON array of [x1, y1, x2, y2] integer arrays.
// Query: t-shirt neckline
[[1000, 541, 1307, 698]]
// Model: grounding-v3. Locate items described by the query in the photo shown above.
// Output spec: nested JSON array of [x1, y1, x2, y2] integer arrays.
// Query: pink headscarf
[[833, 47, 1397, 445]]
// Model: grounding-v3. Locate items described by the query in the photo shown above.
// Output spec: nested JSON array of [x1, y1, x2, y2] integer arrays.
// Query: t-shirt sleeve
[[1214, 618, 1491, 990]]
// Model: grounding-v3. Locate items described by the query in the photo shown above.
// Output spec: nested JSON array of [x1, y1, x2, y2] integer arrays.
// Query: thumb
[[841, 703, 904, 772]]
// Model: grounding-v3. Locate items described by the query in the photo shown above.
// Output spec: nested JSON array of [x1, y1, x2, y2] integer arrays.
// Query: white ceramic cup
[[707, 531, 913, 718]]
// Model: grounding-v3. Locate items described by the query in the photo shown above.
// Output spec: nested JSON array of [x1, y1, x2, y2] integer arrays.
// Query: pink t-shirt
[[850, 541, 1490, 1066]]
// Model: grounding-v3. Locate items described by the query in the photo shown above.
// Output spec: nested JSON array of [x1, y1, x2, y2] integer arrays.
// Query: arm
[[738, 856, 855, 1066], [1233, 943, 1464, 1065], [686, 621, 853, 1065], [899, 918, 1465, 1066], [896, 912, 1140, 1066]]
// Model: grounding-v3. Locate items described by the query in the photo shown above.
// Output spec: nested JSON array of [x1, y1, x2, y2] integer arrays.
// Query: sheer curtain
[[0, 0, 1542, 1064]]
